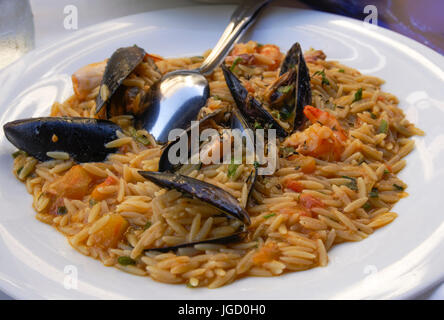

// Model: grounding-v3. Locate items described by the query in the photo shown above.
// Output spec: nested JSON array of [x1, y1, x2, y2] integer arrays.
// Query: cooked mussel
[[158, 107, 257, 206], [95, 45, 161, 118], [139, 171, 251, 225], [222, 42, 311, 136], [3, 117, 120, 162], [221, 64, 287, 137]]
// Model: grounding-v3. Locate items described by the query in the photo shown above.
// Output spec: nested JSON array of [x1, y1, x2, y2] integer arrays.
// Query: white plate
[[1, 5, 444, 300]]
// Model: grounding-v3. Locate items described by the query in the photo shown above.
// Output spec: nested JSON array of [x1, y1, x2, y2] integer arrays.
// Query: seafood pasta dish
[[4, 41, 423, 288]]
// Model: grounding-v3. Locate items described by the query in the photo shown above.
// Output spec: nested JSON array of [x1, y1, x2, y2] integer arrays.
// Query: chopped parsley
[[89, 199, 97, 207], [363, 202, 371, 210], [16, 167, 23, 175], [378, 119, 388, 134], [12, 150, 26, 158], [57, 206, 67, 215], [129, 127, 151, 146], [143, 221, 152, 230], [338, 69, 345, 73], [280, 107, 292, 121], [253, 161, 260, 169], [393, 184, 404, 191], [230, 57, 243, 72], [264, 213, 276, 219], [313, 70, 330, 86], [118, 256, 136, 266], [277, 85, 294, 94], [227, 158, 240, 178], [370, 112, 377, 119], [253, 121, 263, 129], [342, 176, 358, 191], [369, 188, 379, 198], [352, 88, 363, 103], [384, 169, 390, 175], [212, 95, 221, 100]]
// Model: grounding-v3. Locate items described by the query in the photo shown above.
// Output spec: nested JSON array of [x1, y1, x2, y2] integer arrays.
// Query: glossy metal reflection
[[139, 0, 271, 144], [138, 70, 208, 144]]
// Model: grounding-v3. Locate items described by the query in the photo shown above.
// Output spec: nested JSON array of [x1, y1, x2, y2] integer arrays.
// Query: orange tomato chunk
[[91, 176, 118, 201], [91, 214, 129, 249], [253, 242, 280, 265], [54, 165, 93, 200]]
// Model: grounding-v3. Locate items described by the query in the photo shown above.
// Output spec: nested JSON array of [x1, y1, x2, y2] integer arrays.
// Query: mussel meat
[[222, 42, 311, 137]]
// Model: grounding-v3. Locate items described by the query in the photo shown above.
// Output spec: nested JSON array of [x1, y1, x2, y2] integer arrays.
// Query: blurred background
[[0, 0, 443, 70], [0, 0, 443, 299]]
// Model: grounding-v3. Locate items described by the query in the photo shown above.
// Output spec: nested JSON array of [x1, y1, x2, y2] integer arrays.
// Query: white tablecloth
[[0, 0, 442, 300]]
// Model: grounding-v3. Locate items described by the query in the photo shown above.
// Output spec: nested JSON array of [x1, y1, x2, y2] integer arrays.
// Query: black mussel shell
[[4, 117, 120, 162]]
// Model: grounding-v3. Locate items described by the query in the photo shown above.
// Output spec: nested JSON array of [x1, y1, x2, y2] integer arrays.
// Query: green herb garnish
[[253, 161, 260, 169], [369, 188, 379, 198], [352, 88, 363, 103], [384, 169, 390, 175], [370, 112, 377, 119], [89, 199, 97, 207], [278, 85, 294, 94], [338, 69, 345, 73], [393, 184, 404, 191], [12, 150, 25, 159], [129, 127, 151, 145], [227, 158, 240, 178], [264, 213, 276, 219], [57, 206, 67, 215], [363, 202, 371, 210], [212, 95, 221, 100], [342, 176, 358, 191], [313, 70, 330, 86], [16, 167, 23, 175], [378, 119, 388, 134], [280, 108, 292, 121], [143, 221, 152, 230], [230, 57, 243, 72], [253, 121, 263, 129], [118, 256, 136, 266]]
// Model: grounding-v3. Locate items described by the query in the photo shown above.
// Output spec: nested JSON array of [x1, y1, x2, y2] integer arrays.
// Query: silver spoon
[[139, 0, 272, 144]]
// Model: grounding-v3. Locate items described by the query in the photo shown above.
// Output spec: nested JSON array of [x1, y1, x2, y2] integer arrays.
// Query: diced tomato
[[90, 214, 129, 249], [285, 180, 304, 193], [52, 165, 93, 200], [91, 176, 118, 201], [299, 194, 324, 210], [252, 242, 280, 265]]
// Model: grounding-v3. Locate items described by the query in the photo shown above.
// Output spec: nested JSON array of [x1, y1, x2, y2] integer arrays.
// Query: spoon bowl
[[138, 70, 209, 144], [138, 0, 271, 144]]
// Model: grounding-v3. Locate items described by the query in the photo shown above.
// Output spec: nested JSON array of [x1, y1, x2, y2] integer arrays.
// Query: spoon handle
[[198, 0, 272, 75]]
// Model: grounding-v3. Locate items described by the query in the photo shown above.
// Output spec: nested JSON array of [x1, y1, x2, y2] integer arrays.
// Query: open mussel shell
[[144, 230, 248, 253], [95, 45, 146, 115], [222, 42, 312, 136], [3, 117, 120, 162], [280, 42, 312, 129], [139, 171, 251, 225], [221, 64, 287, 137], [158, 108, 229, 173], [158, 108, 257, 205]]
